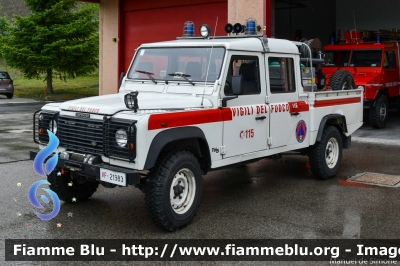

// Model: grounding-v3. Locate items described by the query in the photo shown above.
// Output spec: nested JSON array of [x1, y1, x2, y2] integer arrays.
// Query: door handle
[[255, 116, 266, 120], [290, 112, 300, 116]]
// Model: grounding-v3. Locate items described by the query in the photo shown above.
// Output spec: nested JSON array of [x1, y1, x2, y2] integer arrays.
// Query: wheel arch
[[316, 114, 349, 148], [373, 88, 389, 104], [143, 126, 211, 171]]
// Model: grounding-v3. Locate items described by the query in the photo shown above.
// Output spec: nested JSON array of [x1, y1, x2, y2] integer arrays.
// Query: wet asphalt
[[0, 98, 400, 266]]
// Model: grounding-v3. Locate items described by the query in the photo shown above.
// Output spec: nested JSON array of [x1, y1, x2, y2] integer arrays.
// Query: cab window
[[268, 57, 296, 93], [225, 55, 260, 95], [384, 51, 396, 68]]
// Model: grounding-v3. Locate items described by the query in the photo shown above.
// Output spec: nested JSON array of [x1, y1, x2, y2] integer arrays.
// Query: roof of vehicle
[[140, 36, 300, 54]]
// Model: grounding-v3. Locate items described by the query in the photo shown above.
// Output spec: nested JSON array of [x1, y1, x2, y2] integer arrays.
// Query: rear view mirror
[[231, 75, 243, 95]]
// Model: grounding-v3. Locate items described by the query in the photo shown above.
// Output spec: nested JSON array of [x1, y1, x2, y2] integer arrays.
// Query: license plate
[[100, 168, 126, 186]]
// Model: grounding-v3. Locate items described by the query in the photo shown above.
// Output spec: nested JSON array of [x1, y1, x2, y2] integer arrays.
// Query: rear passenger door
[[266, 55, 309, 148]]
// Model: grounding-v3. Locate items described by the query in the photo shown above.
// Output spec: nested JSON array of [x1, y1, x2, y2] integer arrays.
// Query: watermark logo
[[33, 130, 59, 176], [28, 130, 60, 220]]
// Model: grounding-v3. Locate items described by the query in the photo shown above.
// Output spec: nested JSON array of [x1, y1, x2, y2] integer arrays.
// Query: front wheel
[[369, 94, 389, 129], [309, 126, 343, 180], [145, 150, 203, 231]]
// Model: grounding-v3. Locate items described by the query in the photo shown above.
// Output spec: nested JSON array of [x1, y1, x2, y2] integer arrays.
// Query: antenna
[[352, 10, 357, 39], [201, 17, 218, 107]]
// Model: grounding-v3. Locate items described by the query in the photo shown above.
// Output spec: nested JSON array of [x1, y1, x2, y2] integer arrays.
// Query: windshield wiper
[[168, 73, 195, 86], [136, 70, 157, 84]]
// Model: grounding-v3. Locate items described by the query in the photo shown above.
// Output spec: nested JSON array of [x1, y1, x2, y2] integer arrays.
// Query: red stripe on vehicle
[[314, 97, 360, 108], [148, 108, 232, 130], [288, 101, 309, 113]]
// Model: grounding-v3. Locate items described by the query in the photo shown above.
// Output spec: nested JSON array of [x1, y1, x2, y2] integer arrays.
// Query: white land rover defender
[[31, 22, 363, 231]]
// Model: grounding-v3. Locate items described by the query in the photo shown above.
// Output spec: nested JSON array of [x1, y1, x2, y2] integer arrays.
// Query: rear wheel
[[369, 94, 389, 129], [145, 150, 203, 231], [6, 93, 13, 99], [48, 169, 99, 203], [328, 70, 355, 91], [309, 126, 343, 180]]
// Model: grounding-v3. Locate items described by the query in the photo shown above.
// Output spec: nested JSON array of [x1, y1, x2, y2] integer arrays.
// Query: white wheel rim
[[380, 102, 387, 121], [325, 137, 339, 169], [170, 168, 196, 214]]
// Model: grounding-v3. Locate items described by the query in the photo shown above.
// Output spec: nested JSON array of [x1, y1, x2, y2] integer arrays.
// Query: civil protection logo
[[28, 130, 61, 221], [296, 120, 307, 143]]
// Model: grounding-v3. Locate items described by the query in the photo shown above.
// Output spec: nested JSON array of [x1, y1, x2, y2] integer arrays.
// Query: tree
[[0, 4, 10, 37], [0, 0, 99, 93], [0, 4, 11, 44]]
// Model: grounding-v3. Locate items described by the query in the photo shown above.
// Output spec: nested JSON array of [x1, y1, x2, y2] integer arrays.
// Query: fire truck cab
[[323, 30, 400, 128]]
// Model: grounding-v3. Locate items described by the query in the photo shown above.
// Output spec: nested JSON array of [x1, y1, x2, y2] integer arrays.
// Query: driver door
[[222, 53, 268, 158]]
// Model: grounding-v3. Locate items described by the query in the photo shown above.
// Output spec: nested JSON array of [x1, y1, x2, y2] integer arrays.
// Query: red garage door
[[121, 0, 227, 73]]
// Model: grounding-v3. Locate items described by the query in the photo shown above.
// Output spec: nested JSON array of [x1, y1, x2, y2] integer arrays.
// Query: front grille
[[36, 113, 137, 162], [58, 115, 104, 155]]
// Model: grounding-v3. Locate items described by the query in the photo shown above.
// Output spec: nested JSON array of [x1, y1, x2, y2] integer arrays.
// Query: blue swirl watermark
[[28, 130, 61, 220], [33, 130, 59, 177], [28, 180, 60, 221]]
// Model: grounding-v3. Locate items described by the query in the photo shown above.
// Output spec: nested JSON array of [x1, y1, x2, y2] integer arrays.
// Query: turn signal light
[[129, 142, 135, 151], [39, 128, 46, 135]]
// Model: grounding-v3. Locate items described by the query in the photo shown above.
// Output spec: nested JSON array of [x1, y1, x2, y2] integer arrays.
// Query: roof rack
[[177, 35, 264, 40], [176, 34, 270, 53], [342, 29, 400, 43]]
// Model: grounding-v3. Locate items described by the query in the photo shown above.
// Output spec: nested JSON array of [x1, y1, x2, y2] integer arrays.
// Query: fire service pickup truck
[[323, 29, 400, 129], [31, 22, 363, 231]]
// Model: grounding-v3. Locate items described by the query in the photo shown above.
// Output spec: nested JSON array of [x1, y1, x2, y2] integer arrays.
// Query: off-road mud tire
[[48, 169, 99, 203], [369, 94, 389, 129], [328, 70, 355, 91], [145, 150, 203, 231], [309, 126, 343, 180]]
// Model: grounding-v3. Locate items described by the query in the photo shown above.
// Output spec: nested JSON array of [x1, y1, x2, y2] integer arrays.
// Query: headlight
[[39, 114, 44, 121], [357, 85, 364, 90], [115, 129, 128, 147], [49, 120, 57, 134]]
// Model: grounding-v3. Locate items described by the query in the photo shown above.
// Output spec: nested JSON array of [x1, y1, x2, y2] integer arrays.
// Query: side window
[[268, 57, 296, 93], [384, 51, 396, 69], [225, 55, 260, 95]]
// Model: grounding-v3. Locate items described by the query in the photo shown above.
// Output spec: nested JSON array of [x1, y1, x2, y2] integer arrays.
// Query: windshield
[[324, 50, 351, 67], [324, 49, 383, 67], [350, 50, 382, 67], [128, 47, 225, 83]]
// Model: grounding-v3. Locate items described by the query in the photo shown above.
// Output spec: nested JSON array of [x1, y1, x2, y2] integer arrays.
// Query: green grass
[[13, 74, 99, 100]]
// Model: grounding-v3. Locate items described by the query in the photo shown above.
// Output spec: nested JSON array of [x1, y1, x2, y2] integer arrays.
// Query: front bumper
[[30, 149, 141, 186]]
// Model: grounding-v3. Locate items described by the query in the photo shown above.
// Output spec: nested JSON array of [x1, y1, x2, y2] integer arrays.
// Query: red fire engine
[[323, 29, 400, 129]]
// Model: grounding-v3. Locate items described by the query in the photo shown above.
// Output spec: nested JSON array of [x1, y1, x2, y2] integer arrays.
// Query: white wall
[[99, 0, 119, 95], [336, 0, 400, 32]]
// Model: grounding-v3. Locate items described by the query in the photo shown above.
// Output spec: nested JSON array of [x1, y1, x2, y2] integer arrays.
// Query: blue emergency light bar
[[245, 18, 256, 35], [183, 21, 195, 37], [224, 18, 259, 35]]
